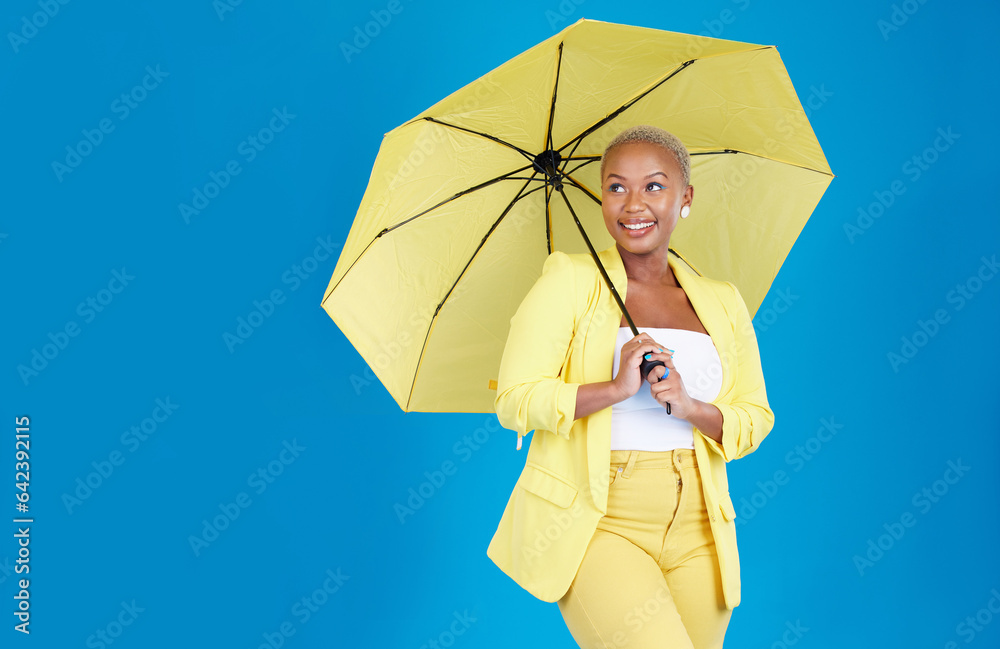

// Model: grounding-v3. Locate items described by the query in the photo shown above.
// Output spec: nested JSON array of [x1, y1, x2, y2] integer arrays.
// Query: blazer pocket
[[719, 492, 737, 522], [518, 463, 577, 508]]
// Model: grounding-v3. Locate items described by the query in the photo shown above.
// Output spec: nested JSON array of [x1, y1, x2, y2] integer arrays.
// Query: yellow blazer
[[487, 245, 774, 610]]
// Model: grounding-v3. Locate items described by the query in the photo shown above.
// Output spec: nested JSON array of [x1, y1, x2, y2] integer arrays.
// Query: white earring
[[680, 205, 690, 219]]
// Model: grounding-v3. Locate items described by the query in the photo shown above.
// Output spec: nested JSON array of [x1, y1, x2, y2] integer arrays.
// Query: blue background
[[2, 0, 998, 647]]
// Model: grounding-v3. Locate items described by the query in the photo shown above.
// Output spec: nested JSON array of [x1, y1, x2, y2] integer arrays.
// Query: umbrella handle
[[639, 358, 671, 415]]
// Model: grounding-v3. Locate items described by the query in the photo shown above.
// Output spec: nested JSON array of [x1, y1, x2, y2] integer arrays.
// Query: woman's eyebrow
[[605, 171, 669, 180]]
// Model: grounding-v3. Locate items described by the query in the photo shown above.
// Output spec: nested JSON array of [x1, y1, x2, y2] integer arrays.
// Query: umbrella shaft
[[555, 187, 670, 414], [555, 187, 637, 336]]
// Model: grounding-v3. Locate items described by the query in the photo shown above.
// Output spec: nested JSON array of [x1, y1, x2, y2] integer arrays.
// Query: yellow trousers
[[557, 449, 731, 649]]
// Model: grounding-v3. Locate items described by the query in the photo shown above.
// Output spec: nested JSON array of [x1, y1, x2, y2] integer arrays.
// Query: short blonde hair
[[600, 125, 691, 186]]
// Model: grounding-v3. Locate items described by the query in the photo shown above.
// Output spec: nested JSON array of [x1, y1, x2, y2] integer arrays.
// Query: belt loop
[[621, 450, 639, 479]]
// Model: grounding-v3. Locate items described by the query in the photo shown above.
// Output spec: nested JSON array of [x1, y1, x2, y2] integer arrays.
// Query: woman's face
[[601, 141, 693, 257]]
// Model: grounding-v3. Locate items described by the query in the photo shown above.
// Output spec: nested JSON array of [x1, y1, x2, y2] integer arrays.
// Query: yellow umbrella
[[321, 18, 833, 413]]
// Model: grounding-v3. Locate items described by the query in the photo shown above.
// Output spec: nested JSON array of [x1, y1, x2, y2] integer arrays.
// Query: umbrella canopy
[[321, 18, 833, 413]]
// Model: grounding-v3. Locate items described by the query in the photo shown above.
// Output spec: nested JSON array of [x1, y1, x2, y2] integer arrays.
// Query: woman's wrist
[[574, 380, 628, 420], [686, 399, 723, 442]]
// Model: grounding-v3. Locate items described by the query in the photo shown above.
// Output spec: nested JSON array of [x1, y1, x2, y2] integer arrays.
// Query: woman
[[486, 125, 774, 648]]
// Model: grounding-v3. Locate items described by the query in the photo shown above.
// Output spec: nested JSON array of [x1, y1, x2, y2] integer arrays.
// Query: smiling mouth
[[622, 221, 655, 231]]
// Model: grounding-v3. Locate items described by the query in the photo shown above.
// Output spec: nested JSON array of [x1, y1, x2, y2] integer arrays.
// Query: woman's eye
[[608, 183, 625, 193], [646, 182, 663, 191]]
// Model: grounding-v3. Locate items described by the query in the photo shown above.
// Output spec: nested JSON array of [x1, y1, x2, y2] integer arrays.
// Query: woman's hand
[[574, 333, 671, 420], [644, 348, 698, 420], [644, 351, 723, 441], [612, 333, 670, 401]]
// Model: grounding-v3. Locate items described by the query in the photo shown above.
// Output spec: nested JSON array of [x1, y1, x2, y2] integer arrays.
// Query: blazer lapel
[[669, 257, 735, 400]]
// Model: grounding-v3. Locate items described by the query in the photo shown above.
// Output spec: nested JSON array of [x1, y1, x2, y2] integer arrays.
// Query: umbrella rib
[[691, 148, 835, 176], [546, 184, 554, 253], [405, 179, 547, 410], [562, 171, 602, 205], [560, 151, 834, 179], [557, 59, 697, 155], [553, 46, 782, 156], [663, 246, 703, 276], [562, 156, 600, 178], [561, 149, 834, 200], [417, 116, 536, 164], [564, 149, 832, 184], [322, 164, 537, 302], [382, 163, 537, 234], [545, 42, 565, 152], [564, 136, 588, 161]]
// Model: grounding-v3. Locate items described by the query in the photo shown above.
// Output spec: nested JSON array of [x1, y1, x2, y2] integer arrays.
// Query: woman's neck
[[617, 244, 677, 286]]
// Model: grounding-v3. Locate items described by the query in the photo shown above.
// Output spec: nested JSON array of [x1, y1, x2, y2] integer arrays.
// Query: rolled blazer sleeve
[[494, 252, 582, 440], [700, 281, 775, 462]]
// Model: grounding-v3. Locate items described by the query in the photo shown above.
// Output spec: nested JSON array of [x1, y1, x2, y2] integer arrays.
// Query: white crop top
[[610, 327, 723, 451]]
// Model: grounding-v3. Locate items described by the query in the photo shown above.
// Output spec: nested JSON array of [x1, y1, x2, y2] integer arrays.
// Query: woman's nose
[[626, 192, 645, 212]]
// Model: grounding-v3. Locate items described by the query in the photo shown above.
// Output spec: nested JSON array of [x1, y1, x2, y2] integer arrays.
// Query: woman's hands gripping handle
[[613, 334, 674, 415]]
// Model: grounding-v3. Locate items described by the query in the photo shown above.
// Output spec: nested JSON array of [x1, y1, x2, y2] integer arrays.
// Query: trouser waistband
[[609, 448, 697, 479]]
